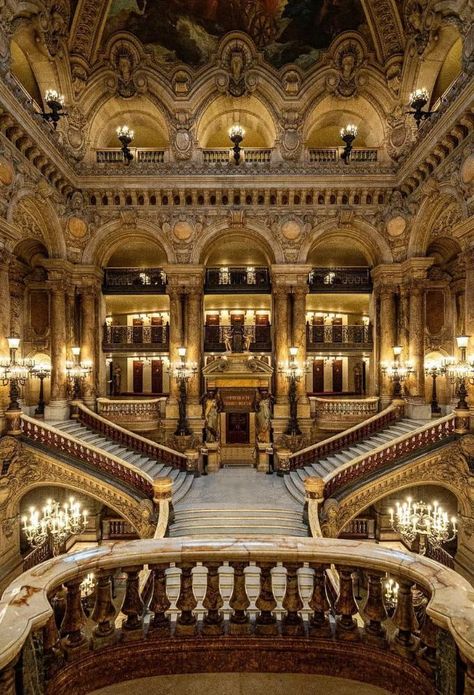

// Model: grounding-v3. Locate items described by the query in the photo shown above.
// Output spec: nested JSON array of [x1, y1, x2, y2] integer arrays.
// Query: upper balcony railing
[[307, 324, 373, 350], [103, 324, 169, 351], [205, 266, 271, 293], [103, 267, 167, 294], [96, 148, 167, 164], [203, 148, 273, 164], [308, 147, 378, 163], [204, 324, 272, 352], [309, 267, 372, 293]]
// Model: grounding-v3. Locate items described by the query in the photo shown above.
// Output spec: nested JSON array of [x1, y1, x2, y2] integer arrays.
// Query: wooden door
[[313, 316, 324, 344], [205, 314, 220, 347], [151, 316, 163, 344], [151, 360, 163, 394], [132, 318, 143, 344], [226, 412, 250, 444], [313, 359, 324, 393], [332, 359, 343, 393], [255, 313, 269, 346], [332, 317, 343, 343], [132, 361, 143, 394]]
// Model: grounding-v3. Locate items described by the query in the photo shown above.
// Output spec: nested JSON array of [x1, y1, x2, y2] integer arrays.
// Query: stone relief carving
[[279, 110, 303, 161], [386, 105, 414, 162], [282, 69, 301, 96], [216, 39, 257, 97], [403, 0, 443, 56], [38, 0, 70, 58], [106, 38, 148, 98], [325, 35, 367, 98], [172, 69, 192, 96]]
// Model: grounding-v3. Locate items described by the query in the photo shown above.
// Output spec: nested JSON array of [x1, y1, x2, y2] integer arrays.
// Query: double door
[[132, 359, 163, 394]]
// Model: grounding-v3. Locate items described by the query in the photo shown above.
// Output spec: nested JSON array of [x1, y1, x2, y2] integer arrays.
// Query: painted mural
[[104, 0, 367, 69]]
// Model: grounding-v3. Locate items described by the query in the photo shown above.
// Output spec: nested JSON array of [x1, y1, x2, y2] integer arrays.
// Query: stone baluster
[[229, 561, 251, 634], [175, 563, 197, 636], [42, 612, 63, 677], [91, 571, 116, 642], [202, 562, 224, 635], [61, 577, 87, 653], [255, 562, 278, 635], [282, 563, 304, 635], [391, 579, 418, 657], [308, 564, 331, 635], [334, 567, 359, 639], [121, 566, 144, 638], [363, 572, 388, 645], [418, 613, 438, 673], [148, 563, 171, 636], [0, 657, 18, 695]]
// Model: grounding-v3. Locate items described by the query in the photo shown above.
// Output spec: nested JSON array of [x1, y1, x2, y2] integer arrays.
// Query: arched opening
[[197, 95, 276, 148], [417, 27, 463, 106], [106, 240, 167, 268], [204, 234, 271, 266], [307, 234, 372, 267]]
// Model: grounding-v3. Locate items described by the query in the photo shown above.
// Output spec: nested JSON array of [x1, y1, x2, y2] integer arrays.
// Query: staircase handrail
[[20, 414, 154, 499], [0, 537, 472, 675], [323, 412, 457, 498], [290, 404, 398, 469], [76, 402, 187, 469]]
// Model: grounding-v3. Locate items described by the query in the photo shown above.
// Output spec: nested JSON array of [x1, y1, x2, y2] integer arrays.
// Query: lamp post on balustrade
[[66, 347, 92, 417], [32, 363, 51, 417], [0, 337, 34, 434], [170, 347, 198, 437], [381, 346, 414, 401], [278, 346, 307, 437], [424, 360, 447, 415]]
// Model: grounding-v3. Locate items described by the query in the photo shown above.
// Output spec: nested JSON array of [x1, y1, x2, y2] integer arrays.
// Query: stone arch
[[192, 221, 284, 265], [408, 193, 466, 257], [8, 191, 66, 260], [325, 444, 472, 537], [82, 220, 176, 266], [300, 220, 393, 266]]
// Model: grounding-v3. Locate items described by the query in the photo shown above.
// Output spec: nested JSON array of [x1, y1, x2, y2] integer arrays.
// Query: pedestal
[[44, 400, 69, 422], [4, 409, 21, 436], [276, 447, 291, 475], [256, 443, 272, 473], [454, 408, 471, 434], [206, 442, 221, 473]]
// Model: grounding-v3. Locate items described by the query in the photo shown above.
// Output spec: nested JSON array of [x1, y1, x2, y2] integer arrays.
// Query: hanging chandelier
[[22, 497, 88, 555], [388, 496, 457, 555]]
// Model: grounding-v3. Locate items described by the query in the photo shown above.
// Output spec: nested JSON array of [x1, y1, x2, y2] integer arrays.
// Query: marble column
[[408, 284, 425, 399], [44, 279, 68, 421], [80, 286, 97, 409], [378, 286, 397, 404], [185, 289, 203, 404], [0, 251, 12, 431], [65, 288, 76, 354], [399, 284, 410, 358], [292, 286, 308, 403], [273, 287, 289, 405], [167, 286, 183, 403]]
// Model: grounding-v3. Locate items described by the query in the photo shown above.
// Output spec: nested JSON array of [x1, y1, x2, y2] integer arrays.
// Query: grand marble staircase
[[53, 420, 193, 503], [284, 417, 429, 505]]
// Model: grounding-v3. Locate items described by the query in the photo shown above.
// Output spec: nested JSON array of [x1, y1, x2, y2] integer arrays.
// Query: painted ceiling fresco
[[104, 0, 367, 69]]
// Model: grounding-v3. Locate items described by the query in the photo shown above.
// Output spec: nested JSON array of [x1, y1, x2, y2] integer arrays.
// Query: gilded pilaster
[[272, 285, 289, 404], [292, 285, 308, 403], [44, 274, 68, 420], [79, 285, 98, 408], [408, 283, 425, 399], [378, 285, 397, 402], [185, 284, 203, 404]]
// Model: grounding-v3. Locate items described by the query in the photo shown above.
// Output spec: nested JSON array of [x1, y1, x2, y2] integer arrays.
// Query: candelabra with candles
[[117, 125, 134, 163], [31, 362, 51, 417], [388, 496, 457, 556], [381, 346, 414, 399], [66, 346, 92, 401], [229, 124, 245, 165], [0, 337, 34, 412], [170, 347, 198, 437], [22, 497, 88, 556], [383, 577, 399, 614], [445, 335, 474, 410], [39, 90, 67, 129], [278, 346, 306, 437], [408, 88, 433, 128], [340, 124, 357, 164]]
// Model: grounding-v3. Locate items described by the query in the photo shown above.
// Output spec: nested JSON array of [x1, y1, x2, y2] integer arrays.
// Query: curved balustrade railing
[[97, 397, 166, 431], [20, 415, 155, 498], [0, 538, 472, 694], [290, 404, 398, 470], [311, 397, 379, 417], [76, 402, 187, 470], [323, 413, 456, 499]]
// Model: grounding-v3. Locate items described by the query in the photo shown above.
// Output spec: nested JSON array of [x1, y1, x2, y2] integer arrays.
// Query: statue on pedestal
[[254, 387, 274, 443], [201, 388, 223, 443]]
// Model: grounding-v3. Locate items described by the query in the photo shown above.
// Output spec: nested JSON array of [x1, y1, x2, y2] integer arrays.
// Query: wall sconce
[[116, 125, 134, 164], [229, 124, 245, 165], [40, 90, 67, 129], [340, 124, 357, 164], [408, 89, 433, 128]]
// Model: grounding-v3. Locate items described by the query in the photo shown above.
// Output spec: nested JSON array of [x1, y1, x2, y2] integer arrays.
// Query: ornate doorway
[[226, 412, 250, 444]]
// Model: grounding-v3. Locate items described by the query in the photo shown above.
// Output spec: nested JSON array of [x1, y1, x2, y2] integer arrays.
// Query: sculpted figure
[[254, 387, 274, 443], [201, 388, 223, 443]]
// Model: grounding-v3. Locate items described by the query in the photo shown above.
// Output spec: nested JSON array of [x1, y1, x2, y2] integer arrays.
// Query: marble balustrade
[[0, 537, 472, 694]]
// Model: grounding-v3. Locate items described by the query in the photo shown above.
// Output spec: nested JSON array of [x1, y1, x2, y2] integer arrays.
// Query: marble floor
[[91, 672, 390, 695], [175, 468, 300, 510]]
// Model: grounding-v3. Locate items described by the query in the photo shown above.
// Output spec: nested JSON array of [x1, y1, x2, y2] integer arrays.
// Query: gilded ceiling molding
[[360, 0, 405, 62], [68, 0, 111, 66]]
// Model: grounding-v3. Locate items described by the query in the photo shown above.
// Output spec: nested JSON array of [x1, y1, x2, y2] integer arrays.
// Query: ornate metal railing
[[76, 403, 186, 470], [308, 148, 378, 163], [103, 324, 169, 350], [95, 148, 167, 164], [290, 405, 399, 470], [0, 538, 471, 694], [204, 324, 272, 352], [202, 148, 272, 164], [103, 268, 167, 294], [307, 324, 373, 348], [323, 413, 457, 499], [20, 415, 155, 498], [309, 267, 372, 293], [205, 266, 271, 292]]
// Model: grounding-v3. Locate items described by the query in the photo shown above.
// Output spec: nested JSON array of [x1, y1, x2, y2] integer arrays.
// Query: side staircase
[[284, 417, 429, 505], [53, 420, 192, 503]]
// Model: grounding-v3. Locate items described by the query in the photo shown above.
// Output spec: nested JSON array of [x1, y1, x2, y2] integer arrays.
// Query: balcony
[[204, 324, 272, 352], [205, 267, 271, 293], [309, 267, 372, 293], [103, 267, 167, 294], [96, 148, 167, 164], [307, 324, 373, 350], [103, 324, 169, 351], [202, 148, 272, 164], [308, 147, 378, 163]]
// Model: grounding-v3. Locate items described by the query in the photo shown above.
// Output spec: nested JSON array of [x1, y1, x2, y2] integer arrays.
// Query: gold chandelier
[[389, 496, 457, 555], [22, 497, 88, 555]]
